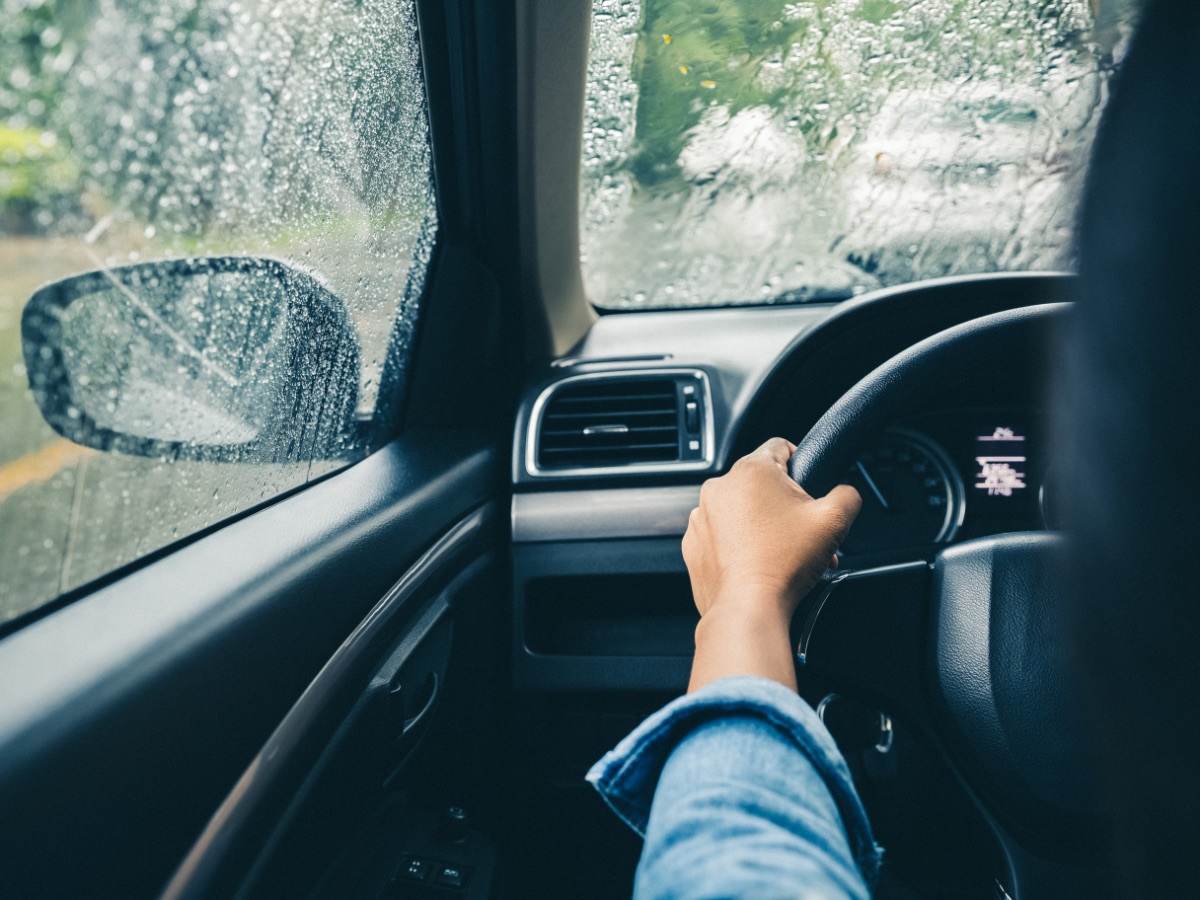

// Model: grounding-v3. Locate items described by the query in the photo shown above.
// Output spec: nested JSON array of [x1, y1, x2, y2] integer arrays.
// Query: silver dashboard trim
[[523, 368, 716, 479], [512, 485, 701, 542]]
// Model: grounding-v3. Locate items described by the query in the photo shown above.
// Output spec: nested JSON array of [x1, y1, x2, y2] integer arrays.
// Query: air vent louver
[[536, 375, 700, 471], [532, 372, 709, 473]]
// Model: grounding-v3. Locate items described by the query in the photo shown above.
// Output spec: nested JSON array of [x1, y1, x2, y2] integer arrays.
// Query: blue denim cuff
[[586, 675, 883, 885]]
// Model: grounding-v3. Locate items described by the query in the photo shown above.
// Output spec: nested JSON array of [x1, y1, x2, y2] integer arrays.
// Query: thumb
[[817, 483, 863, 546]]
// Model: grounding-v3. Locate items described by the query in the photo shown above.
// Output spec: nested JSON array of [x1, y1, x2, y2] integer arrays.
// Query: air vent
[[532, 372, 709, 474]]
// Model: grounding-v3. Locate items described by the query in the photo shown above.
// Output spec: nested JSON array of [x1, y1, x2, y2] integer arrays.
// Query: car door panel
[[165, 543, 502, 899], [0, 432, 501, 899]]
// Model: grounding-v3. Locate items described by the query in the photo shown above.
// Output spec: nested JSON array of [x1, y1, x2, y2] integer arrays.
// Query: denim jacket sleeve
[[586, 676, 882, 899]]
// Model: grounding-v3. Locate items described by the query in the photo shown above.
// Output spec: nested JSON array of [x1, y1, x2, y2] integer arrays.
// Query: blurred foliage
[[628, 0, 1102, 189], [0, 126, 78, 230], [0, 0, 432, 238], [631, 0, 807, 184], [0, 0, 91, 129], [1, 0, 91, 231], [0, 126, 75, 197], [0, 0, 1133, 233]]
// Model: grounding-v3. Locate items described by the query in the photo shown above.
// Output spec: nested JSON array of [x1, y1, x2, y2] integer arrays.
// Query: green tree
[[627, 0, 1104, 191]]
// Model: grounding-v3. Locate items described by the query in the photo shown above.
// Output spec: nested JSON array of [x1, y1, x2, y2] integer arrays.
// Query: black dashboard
[[509, 273, 1072, 692]]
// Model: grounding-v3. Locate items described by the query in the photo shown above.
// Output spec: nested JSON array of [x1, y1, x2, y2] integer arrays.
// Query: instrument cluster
[[842, 408, 1049, 563]]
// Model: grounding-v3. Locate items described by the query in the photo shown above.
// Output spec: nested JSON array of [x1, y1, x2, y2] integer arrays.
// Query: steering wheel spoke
[[988, 822, 1117, 900], [794, 560, 932, 723]]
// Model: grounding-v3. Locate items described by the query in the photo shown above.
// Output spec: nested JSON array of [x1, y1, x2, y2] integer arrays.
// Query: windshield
[[581, 0, 1139, 310]]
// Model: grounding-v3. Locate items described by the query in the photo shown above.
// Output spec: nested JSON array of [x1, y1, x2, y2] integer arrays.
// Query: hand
[[682, 437, 862, 692], [683, 437, 862, 620]]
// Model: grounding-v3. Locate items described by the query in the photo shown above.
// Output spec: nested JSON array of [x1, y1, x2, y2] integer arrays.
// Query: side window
[[0, 0, 437, 623]]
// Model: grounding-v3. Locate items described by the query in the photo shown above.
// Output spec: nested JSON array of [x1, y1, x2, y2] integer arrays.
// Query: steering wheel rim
[[785, 303, 1113, 899], [788, 303, 1069, 494]]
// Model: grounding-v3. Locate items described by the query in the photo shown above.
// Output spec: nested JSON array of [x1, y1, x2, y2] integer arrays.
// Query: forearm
[[636, 713, 870, 900], [688, 592, 798, 693], [587, 677, 881, 899]]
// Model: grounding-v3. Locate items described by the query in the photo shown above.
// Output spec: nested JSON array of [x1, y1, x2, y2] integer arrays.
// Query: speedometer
[[841, 429, 965, 557]]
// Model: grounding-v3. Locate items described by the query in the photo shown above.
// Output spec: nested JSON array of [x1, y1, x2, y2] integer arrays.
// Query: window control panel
[[313, 801, 493, 899], [399, 858, 433, 882], [396, 856, 469, 891], [434, 864, 466, 888], [383, 804, 492, 899]]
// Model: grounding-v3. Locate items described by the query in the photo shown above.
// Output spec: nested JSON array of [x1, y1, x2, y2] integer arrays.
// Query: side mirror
[[21, 256, 363, 462]]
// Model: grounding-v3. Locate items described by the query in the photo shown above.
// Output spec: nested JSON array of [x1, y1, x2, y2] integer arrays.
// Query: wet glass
[[61, 266, 295, 445], [0, 0, 436, 622], [582, 0, 1141, 310], [25, 258, 361, 456]]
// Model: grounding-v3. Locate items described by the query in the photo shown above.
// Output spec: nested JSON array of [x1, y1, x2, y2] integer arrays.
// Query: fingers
[[682, 506, 700, 557], [753, 436, 797, 469]]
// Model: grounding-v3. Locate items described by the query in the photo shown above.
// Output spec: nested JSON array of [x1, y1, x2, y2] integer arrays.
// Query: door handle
[[400, 671, 439, 737]]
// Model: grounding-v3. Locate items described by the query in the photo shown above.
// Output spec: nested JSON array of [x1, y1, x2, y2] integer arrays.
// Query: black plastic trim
[[162, 505, 499, 900], [0, 433, 499, 899], [512, 538, 693, 692]]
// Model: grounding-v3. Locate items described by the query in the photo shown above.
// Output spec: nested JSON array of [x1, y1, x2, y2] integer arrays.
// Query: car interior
[[1, 0, 1194, 898]]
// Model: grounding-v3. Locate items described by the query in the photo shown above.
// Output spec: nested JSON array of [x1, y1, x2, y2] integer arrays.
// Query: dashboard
[[841, 409, 1050, 564], [509, 273, 1072, 692]]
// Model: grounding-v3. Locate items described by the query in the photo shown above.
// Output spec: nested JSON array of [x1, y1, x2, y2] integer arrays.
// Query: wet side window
[[0, 0, 437, 623]]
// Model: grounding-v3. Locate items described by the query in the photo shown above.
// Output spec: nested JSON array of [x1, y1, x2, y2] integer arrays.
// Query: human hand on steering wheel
[[683, 437, 861, 693]]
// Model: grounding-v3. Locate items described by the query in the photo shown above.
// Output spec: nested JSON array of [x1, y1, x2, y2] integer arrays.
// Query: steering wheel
[[787, 303, 1105, 900]]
